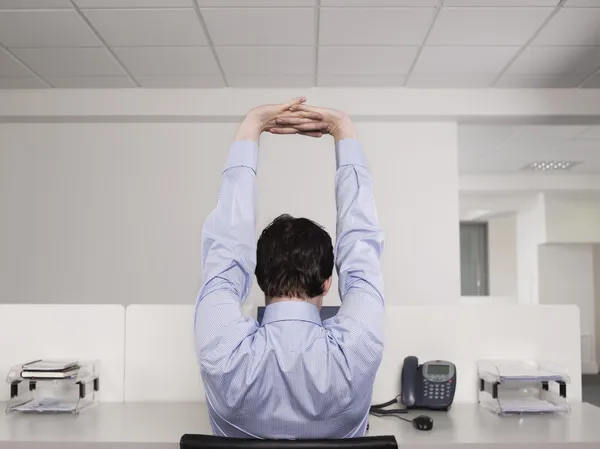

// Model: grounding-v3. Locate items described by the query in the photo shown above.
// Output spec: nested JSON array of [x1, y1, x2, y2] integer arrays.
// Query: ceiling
[[459, 124, 600, 173], [0, 0, 599, 89]]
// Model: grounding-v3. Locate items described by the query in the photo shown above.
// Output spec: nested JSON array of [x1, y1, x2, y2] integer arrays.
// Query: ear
[[322, 277, 332, 296]]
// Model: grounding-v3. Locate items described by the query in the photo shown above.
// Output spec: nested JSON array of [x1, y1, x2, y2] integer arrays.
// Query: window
[[460, 222, 489, 296]]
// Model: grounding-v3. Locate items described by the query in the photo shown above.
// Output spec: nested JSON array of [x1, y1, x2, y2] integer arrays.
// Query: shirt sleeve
[[194, 140, 259, 363], [324, 139, 385, 357]]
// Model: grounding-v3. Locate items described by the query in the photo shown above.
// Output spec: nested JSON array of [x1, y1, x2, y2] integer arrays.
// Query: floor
[[582, 375, 600, 407]]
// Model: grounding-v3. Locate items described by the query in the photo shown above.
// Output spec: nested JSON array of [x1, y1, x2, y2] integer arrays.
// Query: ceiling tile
[[444, 0, 558, 5], [318, 46, 418, 75], [577, 126, 600, 140], [428, 7, 554, 46], [0, 77, 46, 88], [533, 8, 600, 45], [217, 46, 313, 75], [197, 1, 315, 5], [82, 8, 207, 47], [581, 74, 600, 88], [0, 10, 101, 48], [113, 47, 219, 76], [12, 48, 126, 77], [227, 74, 313, 87], [321, 1, 438, 5], [319, 8, 435, 45], [503, 125, 589, 145], [0, 0, 71, 8], [552, 148, 600, 169], [458, 125, 517, 152], [460, 152, 537, 173], [201, 8, 314, 46], [137, 76, 224, 87], [564, 0, 600, 6], [411, 47, 519, 75], [495, 74, 587, 87], [569, 163, 600, 174], [74, 0, 191, 7], [555, 139, 600, 150], [318, 74, 406, 86], [48, 77, 136, 88], [406, 74, 495, 87], [491, 146, 557, 161], [505, 46, 600, 76], [0, 49, 33, 77]]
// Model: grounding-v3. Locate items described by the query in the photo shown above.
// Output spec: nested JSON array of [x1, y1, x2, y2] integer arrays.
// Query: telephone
[[401, 356, 456, 411], [369, 356, 456, 431]]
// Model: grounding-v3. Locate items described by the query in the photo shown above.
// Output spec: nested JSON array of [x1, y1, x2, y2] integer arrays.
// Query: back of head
[[256, 214, 334, 301]]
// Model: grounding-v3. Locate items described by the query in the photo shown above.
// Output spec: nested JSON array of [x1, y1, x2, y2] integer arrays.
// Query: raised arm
[[194, 119, 261, 355], [277, 107, 384, 345], [195, 99, 327, 360], [333, 135, 385, 332]]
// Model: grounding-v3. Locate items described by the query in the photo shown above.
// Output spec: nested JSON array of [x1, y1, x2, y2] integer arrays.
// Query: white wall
[[595, 245, 600, 367], [516, 194, 546, 305], [538, 244, 597, 373], [544, 194, 600, 244], [487, 214, 517, 298], [0, 121, 460, 307]]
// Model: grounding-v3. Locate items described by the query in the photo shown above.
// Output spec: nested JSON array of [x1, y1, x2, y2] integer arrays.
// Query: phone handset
[[401, 356, 419, 407]]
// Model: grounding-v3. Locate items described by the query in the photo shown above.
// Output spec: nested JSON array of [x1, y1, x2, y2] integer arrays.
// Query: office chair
[[180, 434, 398, 449]]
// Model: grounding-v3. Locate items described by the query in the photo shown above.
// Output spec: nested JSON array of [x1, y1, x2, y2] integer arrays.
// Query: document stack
[[478, 359, 570, 415], [5, 360, 99, 414]]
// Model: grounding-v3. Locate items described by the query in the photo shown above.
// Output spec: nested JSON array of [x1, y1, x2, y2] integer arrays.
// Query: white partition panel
[[124, 305, 203, 401], [124, 305, 581, 403], [0, 305, 125, 402], [374, 305, 582, 403]]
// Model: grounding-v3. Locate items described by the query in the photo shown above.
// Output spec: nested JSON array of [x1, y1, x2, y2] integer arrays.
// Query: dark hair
[[256, 214, 334, 299]]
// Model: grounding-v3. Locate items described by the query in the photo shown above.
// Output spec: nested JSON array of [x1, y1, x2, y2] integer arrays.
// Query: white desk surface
[[1, 402, 600, 449]]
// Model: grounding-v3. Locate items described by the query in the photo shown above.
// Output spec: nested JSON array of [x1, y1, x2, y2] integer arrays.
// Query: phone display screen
[[427, 364, 450, 375]]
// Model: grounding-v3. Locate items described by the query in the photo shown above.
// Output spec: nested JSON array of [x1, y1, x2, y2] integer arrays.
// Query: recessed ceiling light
[[521, 161, 581, 171]]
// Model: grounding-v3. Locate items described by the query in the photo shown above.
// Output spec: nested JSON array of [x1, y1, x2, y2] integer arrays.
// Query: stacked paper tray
[[478, 360, 571, 415]]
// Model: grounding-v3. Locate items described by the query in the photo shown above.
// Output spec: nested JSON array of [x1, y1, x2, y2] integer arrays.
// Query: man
[[195, 97, 384, 439]]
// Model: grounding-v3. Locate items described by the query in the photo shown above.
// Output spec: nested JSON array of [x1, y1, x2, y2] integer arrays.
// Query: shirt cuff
[[225, 140, 259, 173], [335, 139, 367, 169]]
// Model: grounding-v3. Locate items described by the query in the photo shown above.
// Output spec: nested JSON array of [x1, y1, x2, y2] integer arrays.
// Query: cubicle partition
[[124, 305, 202, 402], [374, 305, 582, 403], [123, 304, 582, 403], [0, 304, 582, 404], [0, 305, 126, 402]]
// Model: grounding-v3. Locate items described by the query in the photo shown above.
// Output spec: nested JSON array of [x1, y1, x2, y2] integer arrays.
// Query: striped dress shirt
[[195, 138, 385, 439]]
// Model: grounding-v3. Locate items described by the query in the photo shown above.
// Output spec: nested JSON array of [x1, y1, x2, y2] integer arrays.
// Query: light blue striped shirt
[[195, 138, 385, 439]]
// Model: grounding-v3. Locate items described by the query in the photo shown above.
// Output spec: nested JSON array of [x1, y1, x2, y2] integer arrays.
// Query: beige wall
[[0, 121, 460, 306]]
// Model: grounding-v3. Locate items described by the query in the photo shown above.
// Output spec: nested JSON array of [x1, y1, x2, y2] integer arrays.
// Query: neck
[[268, 296, 322, 309]]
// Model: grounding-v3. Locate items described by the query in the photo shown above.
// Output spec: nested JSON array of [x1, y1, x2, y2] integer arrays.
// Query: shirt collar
[[261, 301, 322, 327]]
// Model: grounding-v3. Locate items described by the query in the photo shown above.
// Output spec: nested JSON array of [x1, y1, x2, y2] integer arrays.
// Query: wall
[[544, 194, 600, 244], [516, 194, 546, 305], [0, 121, 460, 307], [595, 245, 600, 368], [538, 244, 597, 373], [487, 214, 517, 298]]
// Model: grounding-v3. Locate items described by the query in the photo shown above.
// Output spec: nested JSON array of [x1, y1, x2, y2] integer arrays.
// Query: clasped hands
[[236, 97, 355, 142]]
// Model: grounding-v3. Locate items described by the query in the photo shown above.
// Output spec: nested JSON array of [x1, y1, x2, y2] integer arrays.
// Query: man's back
[[195, 100, 384, 438], [199, 304, 382, 438]]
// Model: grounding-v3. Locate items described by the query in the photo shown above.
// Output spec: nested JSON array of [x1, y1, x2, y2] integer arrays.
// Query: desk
[[1, 403, 600, 449]]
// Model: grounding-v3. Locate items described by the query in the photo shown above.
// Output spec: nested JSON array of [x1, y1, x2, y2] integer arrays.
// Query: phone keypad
[[423, 379, 454, 403]]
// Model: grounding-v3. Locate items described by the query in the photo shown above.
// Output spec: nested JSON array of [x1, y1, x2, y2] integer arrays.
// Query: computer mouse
[[412, 415, 434, 431]]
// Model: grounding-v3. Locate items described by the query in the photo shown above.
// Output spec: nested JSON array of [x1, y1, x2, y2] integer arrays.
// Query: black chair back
[[180, 434, 398, 449]]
